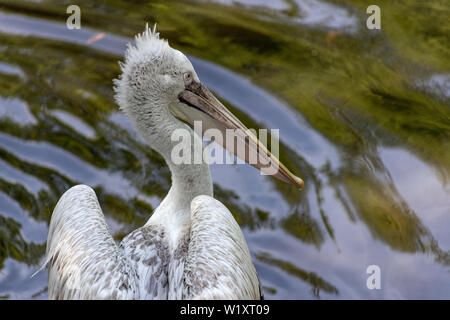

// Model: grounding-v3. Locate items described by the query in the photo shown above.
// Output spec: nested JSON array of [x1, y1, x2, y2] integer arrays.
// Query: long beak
[[170, 80, 304, 190]]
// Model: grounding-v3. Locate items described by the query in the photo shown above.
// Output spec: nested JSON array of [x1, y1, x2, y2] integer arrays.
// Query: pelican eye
[[183, 72, 193, 85]]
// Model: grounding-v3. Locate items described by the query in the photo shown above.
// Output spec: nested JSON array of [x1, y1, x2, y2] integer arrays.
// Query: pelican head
[[114, 24, 304, 189]]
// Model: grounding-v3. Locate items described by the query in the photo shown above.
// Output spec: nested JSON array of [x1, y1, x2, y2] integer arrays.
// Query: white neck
[[126, 101, 213, 236]]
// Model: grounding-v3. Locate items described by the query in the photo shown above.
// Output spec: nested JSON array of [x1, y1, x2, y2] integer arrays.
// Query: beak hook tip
[[293, 176, 304, 190]]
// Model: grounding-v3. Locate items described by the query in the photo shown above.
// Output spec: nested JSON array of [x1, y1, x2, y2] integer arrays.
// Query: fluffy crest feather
[[136, 23, 160, 43], [124, 23, 168, 64], [113, 23, 170, 111]]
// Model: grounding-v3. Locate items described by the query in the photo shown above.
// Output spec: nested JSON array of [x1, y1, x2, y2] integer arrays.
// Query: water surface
[[0, 0, 448, 299]]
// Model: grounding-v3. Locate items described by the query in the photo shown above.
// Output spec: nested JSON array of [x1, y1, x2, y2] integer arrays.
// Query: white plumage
[[44, 24, 302, 300]]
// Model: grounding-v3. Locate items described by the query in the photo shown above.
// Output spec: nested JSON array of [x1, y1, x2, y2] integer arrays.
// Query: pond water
[[0, 1, 448, 299]]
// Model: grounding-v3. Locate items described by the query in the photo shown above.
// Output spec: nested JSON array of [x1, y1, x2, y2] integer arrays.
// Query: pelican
[[43, 25, 304, 300]]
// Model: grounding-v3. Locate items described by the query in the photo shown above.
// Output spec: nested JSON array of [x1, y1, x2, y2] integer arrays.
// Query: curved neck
[[127, 104, 213, 225], [162, 128, 214, 214]]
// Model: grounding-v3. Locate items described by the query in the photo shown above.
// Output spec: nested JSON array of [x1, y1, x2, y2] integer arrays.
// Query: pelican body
[[44, 25, 303, 299]]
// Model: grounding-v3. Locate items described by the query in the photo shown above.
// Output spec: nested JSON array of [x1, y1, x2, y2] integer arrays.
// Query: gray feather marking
[[120, 225, 170, 299]]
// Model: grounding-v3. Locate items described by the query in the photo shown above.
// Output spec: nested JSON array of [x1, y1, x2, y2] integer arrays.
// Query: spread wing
[[45, 185, 137, 299], [184, 195, 262, 300]]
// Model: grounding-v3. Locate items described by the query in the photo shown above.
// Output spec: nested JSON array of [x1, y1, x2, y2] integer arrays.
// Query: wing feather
[[45, 185, 137, 299], [184, 195, 261, 299]]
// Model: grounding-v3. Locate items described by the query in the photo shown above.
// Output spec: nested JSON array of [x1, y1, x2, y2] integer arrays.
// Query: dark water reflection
[[0, 1, 449, 299]]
